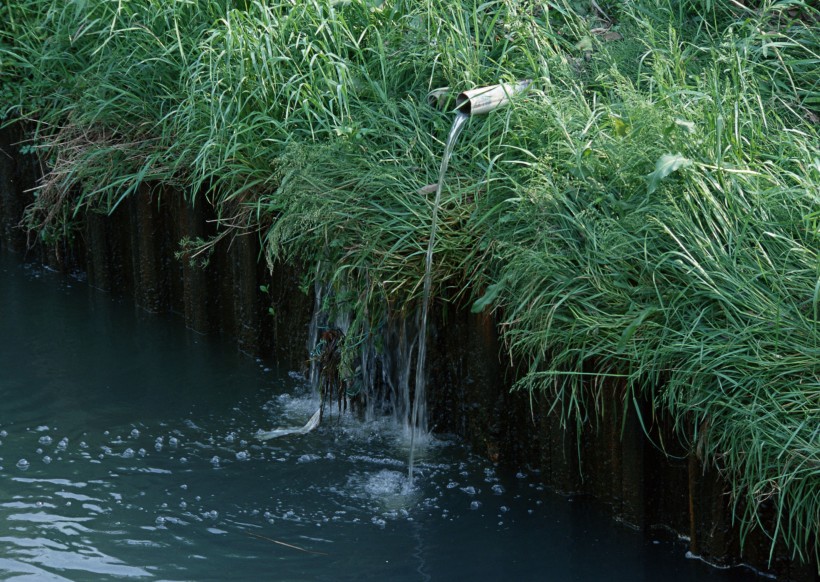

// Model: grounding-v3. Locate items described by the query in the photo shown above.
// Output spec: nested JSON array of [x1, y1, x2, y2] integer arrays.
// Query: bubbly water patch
[[363, 470, 410, 497], [347, 454, 405, 468], [340, 469, 422, 516], [268, 390, 321, 420]]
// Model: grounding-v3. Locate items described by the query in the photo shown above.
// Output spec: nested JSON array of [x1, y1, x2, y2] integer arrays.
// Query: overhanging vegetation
[[1, 0, 817, 569]]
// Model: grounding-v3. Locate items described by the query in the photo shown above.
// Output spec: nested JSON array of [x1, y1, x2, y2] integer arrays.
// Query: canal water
[[0, 252, 759, 581]]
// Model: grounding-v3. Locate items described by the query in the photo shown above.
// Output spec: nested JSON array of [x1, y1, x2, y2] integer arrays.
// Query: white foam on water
[[297, 454, 321, 463], [347, 455, 406, 468], [363, 469, 408, 497]]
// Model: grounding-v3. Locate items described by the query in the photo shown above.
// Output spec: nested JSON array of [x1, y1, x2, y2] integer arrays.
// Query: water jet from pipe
[[409, 80, 530, 486]]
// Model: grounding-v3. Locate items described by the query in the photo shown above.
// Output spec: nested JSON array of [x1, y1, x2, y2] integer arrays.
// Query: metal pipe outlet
[[455, 80, 531, 116]]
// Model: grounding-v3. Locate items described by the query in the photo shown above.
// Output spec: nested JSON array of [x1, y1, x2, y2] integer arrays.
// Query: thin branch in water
[[245, 531, 329, 555]]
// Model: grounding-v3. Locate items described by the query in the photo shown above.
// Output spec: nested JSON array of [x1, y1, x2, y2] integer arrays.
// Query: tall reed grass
[[1, 0, 817, 569]]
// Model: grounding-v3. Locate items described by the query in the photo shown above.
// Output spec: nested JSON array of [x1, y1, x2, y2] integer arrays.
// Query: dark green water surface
[[0, 253, 759, 581]]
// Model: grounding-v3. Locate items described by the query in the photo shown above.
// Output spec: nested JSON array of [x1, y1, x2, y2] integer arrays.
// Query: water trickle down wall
[[303, 285, 425, 434], [0, 121, 815, 581]]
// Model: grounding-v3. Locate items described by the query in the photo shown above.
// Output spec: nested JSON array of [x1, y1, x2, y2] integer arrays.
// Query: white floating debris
[[256, 408, 321, 441]]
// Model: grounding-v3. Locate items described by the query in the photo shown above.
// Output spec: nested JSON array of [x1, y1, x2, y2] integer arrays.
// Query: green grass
[[1, 0, 818, 569]]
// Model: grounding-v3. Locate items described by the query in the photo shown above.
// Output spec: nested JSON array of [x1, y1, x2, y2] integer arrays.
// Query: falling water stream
[[0, 253, 763, 581], [408, 111, 469, 485]]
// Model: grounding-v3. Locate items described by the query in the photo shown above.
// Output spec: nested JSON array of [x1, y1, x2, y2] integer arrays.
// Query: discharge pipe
[[454, 80, 530, 115]]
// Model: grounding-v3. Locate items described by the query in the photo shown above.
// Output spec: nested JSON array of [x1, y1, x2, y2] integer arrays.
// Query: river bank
[[1, 2, 817, 578]]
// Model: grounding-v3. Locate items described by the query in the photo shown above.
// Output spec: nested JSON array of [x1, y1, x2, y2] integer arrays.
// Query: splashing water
[[409, 111, 470, 485]]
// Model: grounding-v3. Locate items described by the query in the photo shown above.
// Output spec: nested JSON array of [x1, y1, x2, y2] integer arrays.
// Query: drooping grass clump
[[1, 0, 817, 569]]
